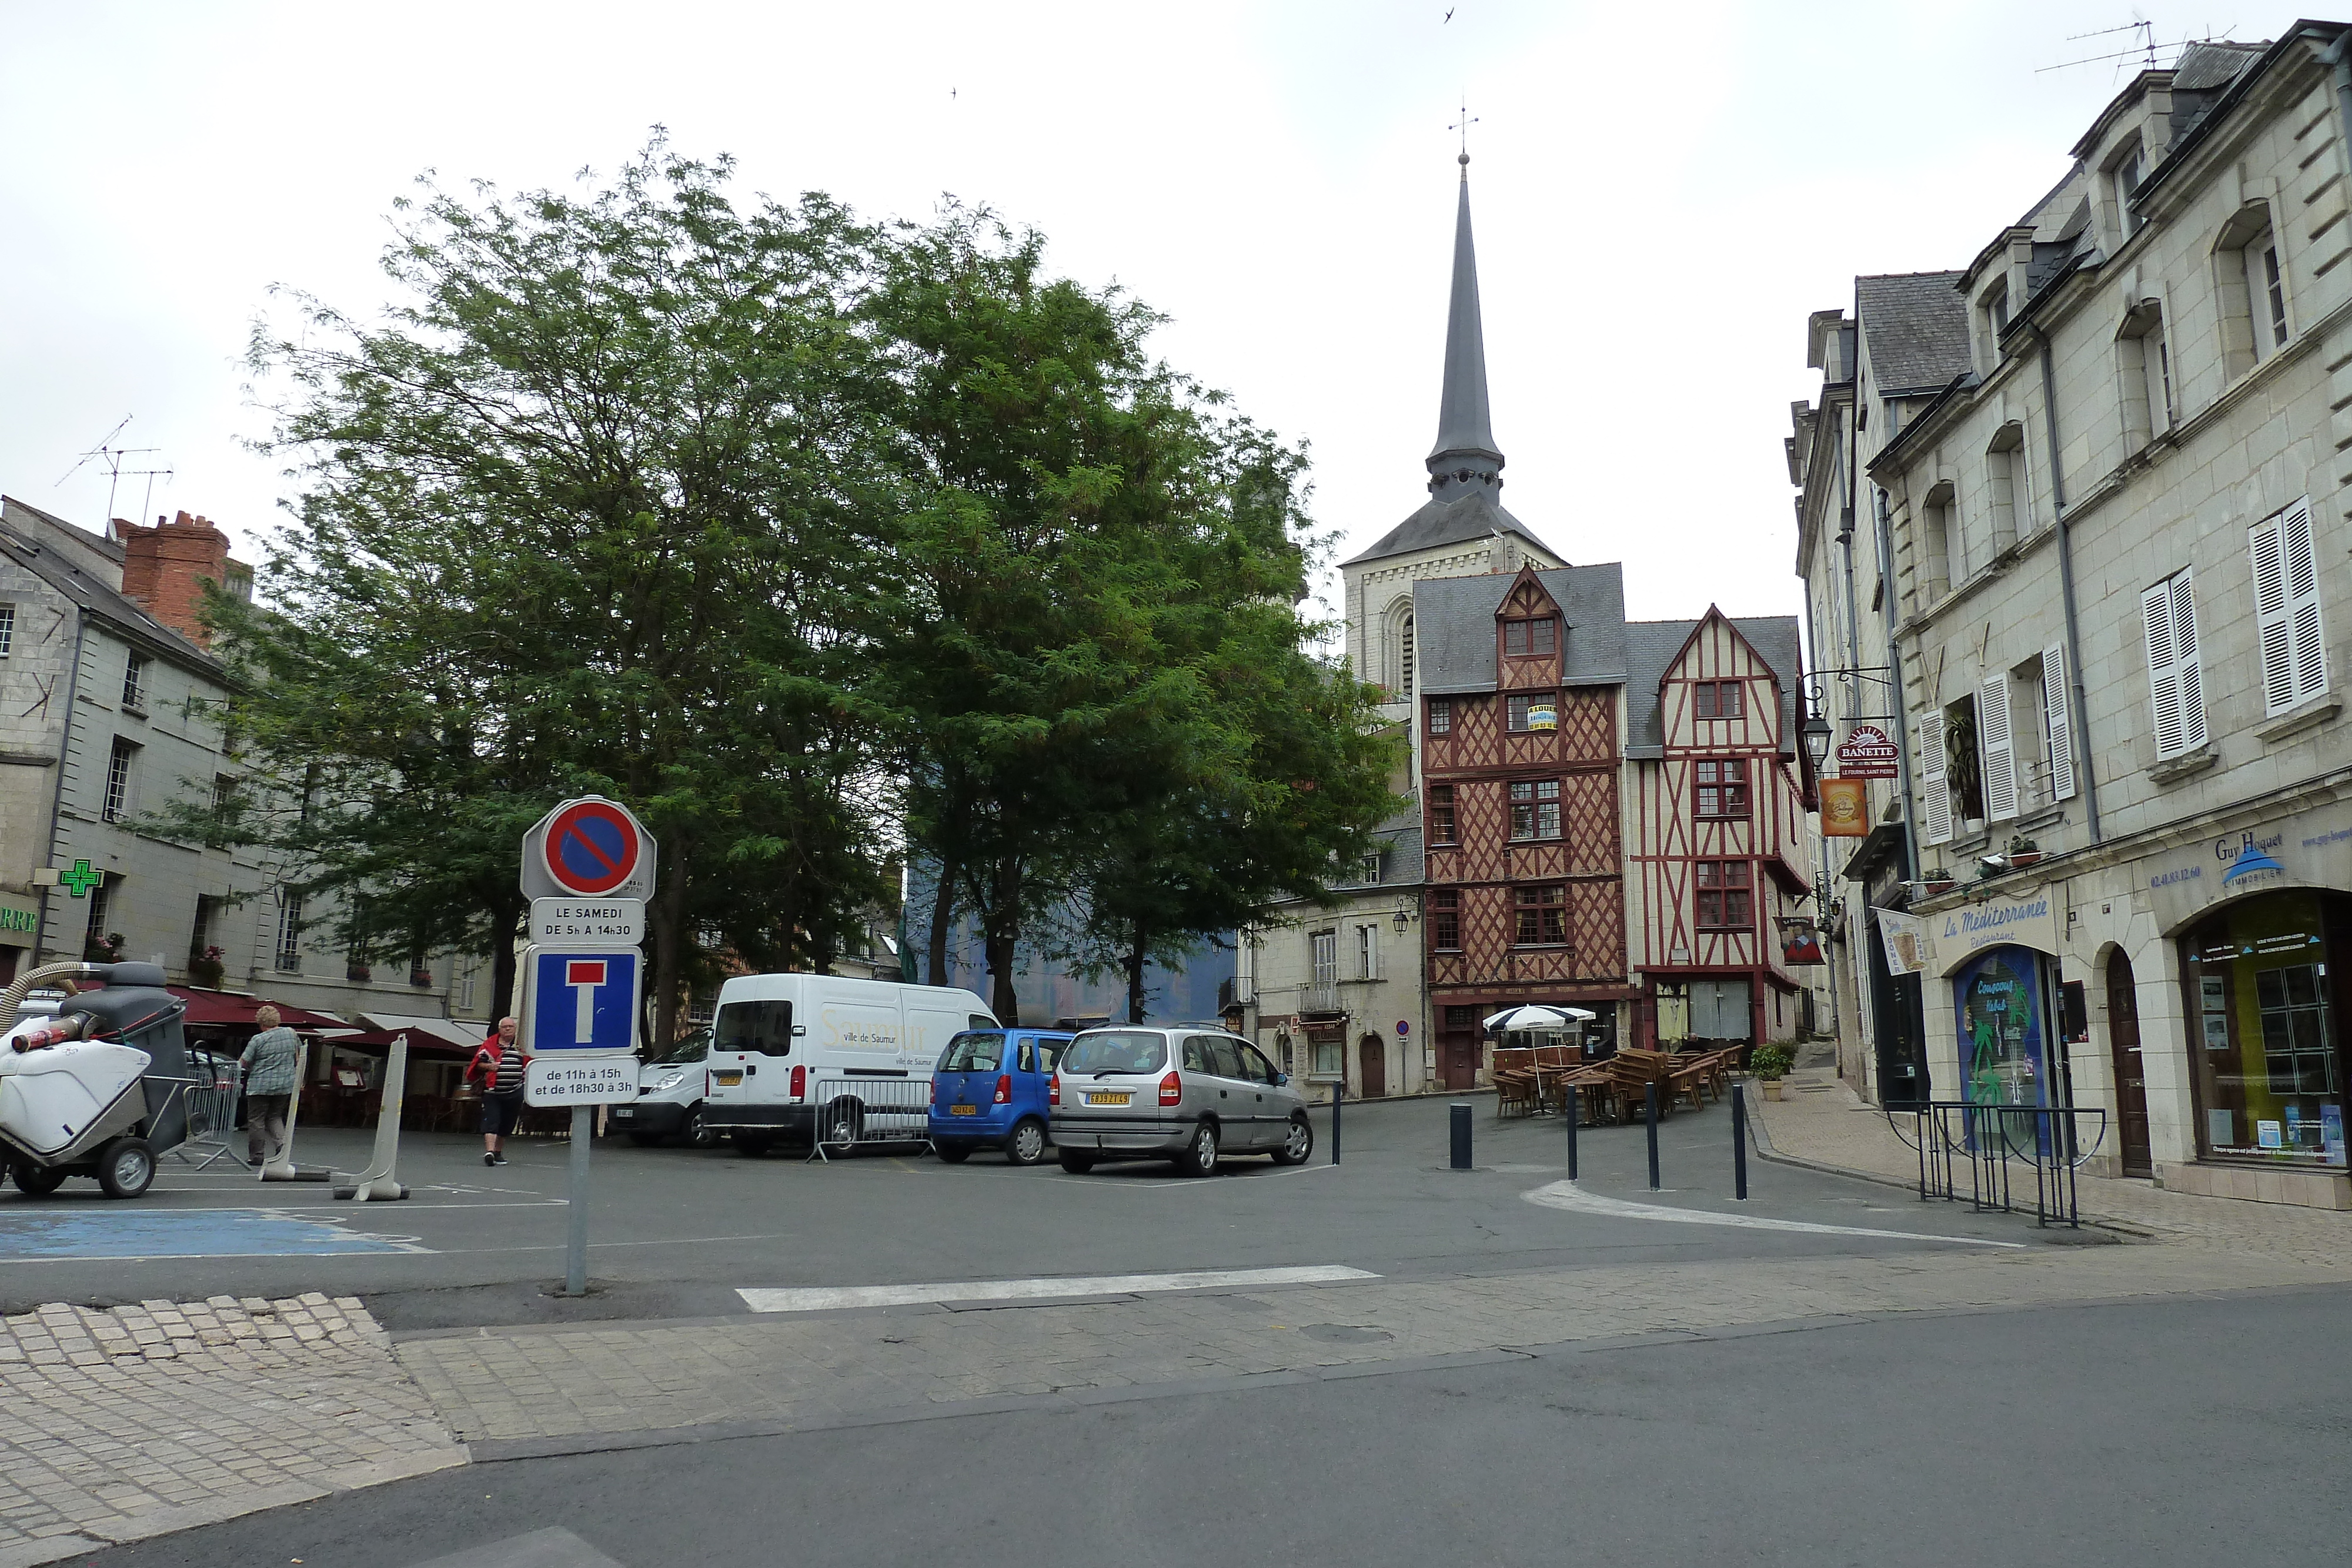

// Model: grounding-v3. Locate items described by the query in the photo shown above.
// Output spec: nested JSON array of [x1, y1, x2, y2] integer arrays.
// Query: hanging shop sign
[[1835, 724, 1900, 779], [1819, 778, 1870, 838], [1875, 907, 1935, 977], [1934, 887, 2062, 974]]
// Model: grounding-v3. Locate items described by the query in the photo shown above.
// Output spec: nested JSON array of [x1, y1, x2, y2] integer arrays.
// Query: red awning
[[326, 1028, 475, 1060], [168, 987, 350, 1034]]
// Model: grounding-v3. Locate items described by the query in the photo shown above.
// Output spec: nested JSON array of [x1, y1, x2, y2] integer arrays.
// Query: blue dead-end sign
[[520, 945, 642, 1057]]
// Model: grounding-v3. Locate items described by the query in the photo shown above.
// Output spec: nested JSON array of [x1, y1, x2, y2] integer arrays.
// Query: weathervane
[[1451, 96, 1478, 162]]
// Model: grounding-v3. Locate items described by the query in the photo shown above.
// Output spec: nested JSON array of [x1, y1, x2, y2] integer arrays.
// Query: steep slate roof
[[1342, 489, 1556, 569], [1414, 563, 1626, 695], [0, 507, 219, 675], [1622, 613, 1803, 760], [1854, 272, 1972, 395]]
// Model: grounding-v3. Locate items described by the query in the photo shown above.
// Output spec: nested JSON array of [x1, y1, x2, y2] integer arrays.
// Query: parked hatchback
[[1049, 1025, 1311, 1176], [929, 1028, 1073, 1165]]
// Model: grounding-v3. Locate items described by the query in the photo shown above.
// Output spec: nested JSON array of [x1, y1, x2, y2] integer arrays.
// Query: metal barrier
[[173, 1050, 249, 1171], [807, 1076, 933, 1163], [1909, 1101, 2109, 1228]]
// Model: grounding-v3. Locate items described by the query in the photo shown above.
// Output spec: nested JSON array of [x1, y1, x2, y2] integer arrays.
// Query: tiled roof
[[1623, 613, 1803, 758], [1341, 489, 1558, 569], [0, 511, 218, 674], [1414, 563, 1626, 695], [1855, 272, 1972, 395]]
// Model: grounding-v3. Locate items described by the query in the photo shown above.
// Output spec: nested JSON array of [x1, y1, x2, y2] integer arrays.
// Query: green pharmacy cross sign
[[51, 860, 103, 897]]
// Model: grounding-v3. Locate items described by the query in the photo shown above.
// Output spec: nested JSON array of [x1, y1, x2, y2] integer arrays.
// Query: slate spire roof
[[1341, 156, 1558, 570]]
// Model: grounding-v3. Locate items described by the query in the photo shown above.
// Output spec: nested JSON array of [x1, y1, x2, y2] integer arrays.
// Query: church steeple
[[1426, 151, 1503, 503]]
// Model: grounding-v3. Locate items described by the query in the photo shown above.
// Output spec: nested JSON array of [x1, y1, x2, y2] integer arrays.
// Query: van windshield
[[1062, 1031, 1167, 1075], [653, 1028, 710, 1065], [938, 1031, 1004, 1072], [715, 1001, 793, 1058]]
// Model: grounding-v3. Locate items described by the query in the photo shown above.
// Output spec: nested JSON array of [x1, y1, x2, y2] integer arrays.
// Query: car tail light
[[993, 1074, 1012, 1105], [1159, 1070, 1181, 1106], [790, 1064, 806, 1101], [932, 1076, 946, 1105], [1048, 1074, 1060, 1105]]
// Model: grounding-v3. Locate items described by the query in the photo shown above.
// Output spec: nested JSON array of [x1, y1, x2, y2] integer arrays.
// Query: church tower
[[1342, 152, 1563, 723]]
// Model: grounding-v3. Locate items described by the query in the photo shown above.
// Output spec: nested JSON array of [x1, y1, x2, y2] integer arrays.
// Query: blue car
[[930, 1028, 1073, 1165]]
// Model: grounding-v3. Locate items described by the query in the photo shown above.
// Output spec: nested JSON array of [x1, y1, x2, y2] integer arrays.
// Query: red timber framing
[[1422, 568, 1632, 1089], [1629, 606, 1810, 1052]]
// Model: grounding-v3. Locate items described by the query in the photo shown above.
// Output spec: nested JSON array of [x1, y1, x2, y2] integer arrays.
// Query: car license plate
[[1087, 1091, 1131, 1106], [611, 1106, 634, 1119], [715, 1072, 743, 1086], [949, 1104, 978, 1116]]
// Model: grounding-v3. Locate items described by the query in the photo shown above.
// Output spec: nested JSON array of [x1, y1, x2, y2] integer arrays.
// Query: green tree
[[208, 141, 899, 1040]]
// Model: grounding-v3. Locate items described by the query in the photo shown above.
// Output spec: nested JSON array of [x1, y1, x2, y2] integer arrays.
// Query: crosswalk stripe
[[737, 1264, 1378, 1313]]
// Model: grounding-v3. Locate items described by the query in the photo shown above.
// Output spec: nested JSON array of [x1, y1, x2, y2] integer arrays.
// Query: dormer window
[[2105, 140, 2145, 242], [1502, 617, 1556, 656], [1977, 279, 2009, 370]]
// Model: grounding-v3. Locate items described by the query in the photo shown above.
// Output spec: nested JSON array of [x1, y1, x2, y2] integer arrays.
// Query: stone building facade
[[1852, 32, 2352, 1206]]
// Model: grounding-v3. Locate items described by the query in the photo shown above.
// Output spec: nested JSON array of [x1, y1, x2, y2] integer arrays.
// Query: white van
[[700, 973, 997, 1152]]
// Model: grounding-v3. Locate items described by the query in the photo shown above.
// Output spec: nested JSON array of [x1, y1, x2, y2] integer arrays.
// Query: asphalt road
[[0, 1094, 2067, 1323], [79, 1283, 2352, 1568]]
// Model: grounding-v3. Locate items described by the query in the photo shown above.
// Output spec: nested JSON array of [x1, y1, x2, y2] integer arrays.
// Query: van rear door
[[708, 994, 795, 1108]]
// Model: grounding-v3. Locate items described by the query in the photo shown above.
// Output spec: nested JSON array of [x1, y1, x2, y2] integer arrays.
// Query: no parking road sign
[[521, 796, 658, 901], [520, 945, 642, 1058]]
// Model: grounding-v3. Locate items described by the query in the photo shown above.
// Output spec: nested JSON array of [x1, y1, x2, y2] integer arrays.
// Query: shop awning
[[326, 1028, 475, 1060], [169, 987, 351, 1035], [356, 1012, 490, 1050]]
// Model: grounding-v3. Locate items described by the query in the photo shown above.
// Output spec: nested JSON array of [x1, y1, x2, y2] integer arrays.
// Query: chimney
[[120, 510, 244, 648]]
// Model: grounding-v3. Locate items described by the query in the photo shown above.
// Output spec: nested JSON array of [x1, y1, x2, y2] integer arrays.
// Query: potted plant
[[1945, 707, 1985, 835], [1750, 1043, 1795, 1101], [188, 945, 225, 989], [1922, 865, 1957, 896], [2007, 834, 2042, 869]]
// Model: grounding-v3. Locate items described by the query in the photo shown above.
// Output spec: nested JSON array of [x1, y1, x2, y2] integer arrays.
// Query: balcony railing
[[1300, 980, 1343, 1018], [1217, 975, 1255, 1012]]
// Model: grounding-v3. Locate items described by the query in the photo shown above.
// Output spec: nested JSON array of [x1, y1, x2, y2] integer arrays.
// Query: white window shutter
[[2174, 571, 2206, 750], [2042, 643, 2076, 801], [1977, 677, 2017, 820], [2284, 498, 2327, 703], [2251, 517, 2296, 714], [2144, 579, 2185, 757], [1918, 712, 1952, 847]]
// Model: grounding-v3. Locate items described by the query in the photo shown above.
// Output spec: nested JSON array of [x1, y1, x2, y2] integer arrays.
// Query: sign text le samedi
[[531, 897, 646, 947]]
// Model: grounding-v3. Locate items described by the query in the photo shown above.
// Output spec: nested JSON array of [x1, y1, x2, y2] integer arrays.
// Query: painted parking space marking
[[1520, 1181, 2023, 1248], [0, 1207, 425, 1261], [739, 1264, 1378, 1313]]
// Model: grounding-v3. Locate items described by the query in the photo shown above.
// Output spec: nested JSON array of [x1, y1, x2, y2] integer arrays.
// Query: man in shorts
[[467, 1016, 527, 1167]]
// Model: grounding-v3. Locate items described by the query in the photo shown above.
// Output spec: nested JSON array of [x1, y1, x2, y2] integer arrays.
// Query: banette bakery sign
[[1836, 724, 1899, 779]]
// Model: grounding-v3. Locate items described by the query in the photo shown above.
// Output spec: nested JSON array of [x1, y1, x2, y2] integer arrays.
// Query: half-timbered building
[[1623, 607, 1810, 1053]]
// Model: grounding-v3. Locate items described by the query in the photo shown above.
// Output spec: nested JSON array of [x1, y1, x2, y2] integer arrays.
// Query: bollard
[[1330, 1078, 1343, 1165], [335, 1034, 411, 1201], [1733, 1082, 1749, 1201], [259, 1037, 330, 1183], [1565, 1084, 1579, 1181], [1645, 1082, 1661, 1191], [1449, 1101, 1472, 1169]]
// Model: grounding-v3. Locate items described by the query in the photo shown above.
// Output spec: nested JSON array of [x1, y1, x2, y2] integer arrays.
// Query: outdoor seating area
[[1494, 1041, 1745, 1125]]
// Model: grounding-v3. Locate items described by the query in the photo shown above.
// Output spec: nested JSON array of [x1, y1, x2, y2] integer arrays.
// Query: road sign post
[[519, 797, 658, 1297]]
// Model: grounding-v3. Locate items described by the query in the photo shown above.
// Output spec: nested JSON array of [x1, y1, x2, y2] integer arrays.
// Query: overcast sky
[[0, 2, 2304, 632]]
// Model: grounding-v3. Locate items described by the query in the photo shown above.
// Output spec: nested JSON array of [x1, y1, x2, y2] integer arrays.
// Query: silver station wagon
[[1049, 1025, 1313, 1176]]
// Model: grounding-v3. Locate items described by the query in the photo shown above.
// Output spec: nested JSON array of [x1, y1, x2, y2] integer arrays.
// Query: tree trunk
[[1125, 927, 1148, 1024], [650, 867, 689, 1050], [983, 857, 1021, 1024], [489, 894, 525, 1025], [926, 856, 957, 987]]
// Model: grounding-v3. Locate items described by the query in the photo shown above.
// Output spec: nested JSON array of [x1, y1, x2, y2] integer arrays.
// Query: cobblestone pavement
[[1755, 1064, 2352, 1262], [0, 1294, 464, 1568], [395, 1236, 2349, 1452]]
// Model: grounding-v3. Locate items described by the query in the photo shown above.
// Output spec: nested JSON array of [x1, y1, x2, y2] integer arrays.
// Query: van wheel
[[934, 1142, 973, 1163], [733, 1134, 773, 1157], [1176, 1121, 1219, 1177], [1271, 1115, 1314, 1165], [1006, 1117, 1048, 1166], [11, 1160, 65, 1196], [684, 1105, 717, 1148], [98, 1138, 156, 1199], [1058, 1149, 1097, 1174], [821, 1102, 863, 1153]]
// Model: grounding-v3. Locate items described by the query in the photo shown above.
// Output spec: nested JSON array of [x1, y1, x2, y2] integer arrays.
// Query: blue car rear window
[[938, 1031, 1004, 1072]]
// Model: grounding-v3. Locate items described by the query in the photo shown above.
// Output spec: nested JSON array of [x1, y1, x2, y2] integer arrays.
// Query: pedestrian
[[238, 1005, 302, 1166], [467, 1016, 527, 1167]]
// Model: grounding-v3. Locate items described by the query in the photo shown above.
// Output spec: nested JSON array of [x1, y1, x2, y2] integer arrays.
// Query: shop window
[[1695, 861, 1752, 930], [1955, 948, 2050, 1121], [1428, 785, 1455, 845], [1692, 681, 1743, 719], [1695, 758, 1749, 819], [1508, 778, 1561, 840], [1513, 884, 1566, 945], [1312, 1034, 1342, 1076], [1431, 890, 1461, 952], [1443, 1004, 1478, 1029], [2182, 891, 2347, 1168], [1506, 692, 1558, 733], [1426, 697, 1451, 736], [1502, 617, 1556, 656]]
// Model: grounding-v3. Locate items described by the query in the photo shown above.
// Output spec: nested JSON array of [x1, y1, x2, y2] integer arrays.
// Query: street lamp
[[1800, 710, 1834, 774], [1392, 895, 1418, 935]]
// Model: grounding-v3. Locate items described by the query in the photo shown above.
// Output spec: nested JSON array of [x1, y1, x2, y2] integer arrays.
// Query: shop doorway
[[1358, 1034, 1385, 1099], [1441, 1032, 1476, 1090], [2106, 951, 2152, 1176], [1690, 978, 1753, 1044]]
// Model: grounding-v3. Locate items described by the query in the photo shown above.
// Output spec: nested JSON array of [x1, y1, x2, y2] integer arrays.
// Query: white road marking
[[738, 1264, 1378, 1313], [1521, 1181, 2023, 1248]]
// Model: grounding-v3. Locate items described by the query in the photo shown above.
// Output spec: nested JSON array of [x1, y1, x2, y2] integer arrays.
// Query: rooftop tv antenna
[[55, 417, 172, 533], [2037, 18, 2161, 73]]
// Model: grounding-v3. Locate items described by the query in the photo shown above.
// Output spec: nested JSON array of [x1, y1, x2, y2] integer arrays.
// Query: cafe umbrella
[[1482, 1005, 1596, 1034]]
